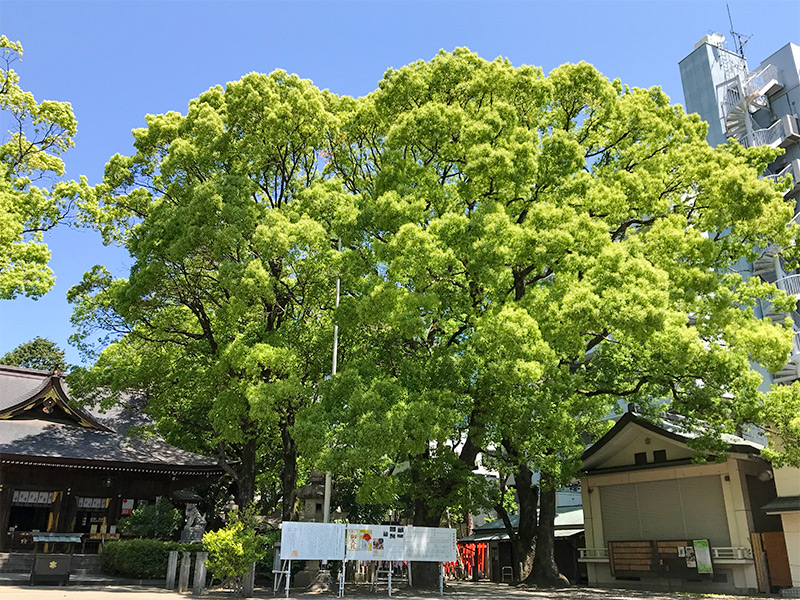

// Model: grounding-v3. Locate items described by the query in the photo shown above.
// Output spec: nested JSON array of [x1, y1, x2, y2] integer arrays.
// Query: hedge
[[101, 539, 202, 579]]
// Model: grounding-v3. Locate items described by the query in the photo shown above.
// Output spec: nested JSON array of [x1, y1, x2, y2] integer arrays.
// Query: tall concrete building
[[680, 35, 800, 595]]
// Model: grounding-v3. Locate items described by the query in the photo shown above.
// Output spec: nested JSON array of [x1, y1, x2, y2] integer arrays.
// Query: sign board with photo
[[345, 524, 405, 560], [120, 498, 135, 516]]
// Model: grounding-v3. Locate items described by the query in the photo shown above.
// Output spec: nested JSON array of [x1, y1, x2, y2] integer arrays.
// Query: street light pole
[[323, 243, 340, 524]]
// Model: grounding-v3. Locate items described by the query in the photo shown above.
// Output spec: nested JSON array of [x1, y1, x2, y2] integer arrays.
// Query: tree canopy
[[1, 336, 68, 371], [296, 49, 798, 583], [71, 48, 800, 587], [0, 36, 78, 299], [69, 70, 354, 515]]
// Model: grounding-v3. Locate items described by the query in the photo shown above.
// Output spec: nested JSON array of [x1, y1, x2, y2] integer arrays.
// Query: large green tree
[[69, 71, 355, 515], [0, 36, 78, 299], [299, 49, 799, 586], [1, 336, 68, 371]]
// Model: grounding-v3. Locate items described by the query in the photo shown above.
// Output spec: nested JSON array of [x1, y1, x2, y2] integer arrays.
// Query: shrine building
[[0, 365, 223, 552]]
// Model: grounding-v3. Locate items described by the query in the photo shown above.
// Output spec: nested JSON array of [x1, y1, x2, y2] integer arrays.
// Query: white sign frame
[[402, 526, 458, 562], [279, 521, 346, 561]]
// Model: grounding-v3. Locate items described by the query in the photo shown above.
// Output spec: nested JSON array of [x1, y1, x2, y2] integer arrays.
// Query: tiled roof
[[0, 363, 219, 470], [0, 365, 52, 412], [0, 419, 218, 468]]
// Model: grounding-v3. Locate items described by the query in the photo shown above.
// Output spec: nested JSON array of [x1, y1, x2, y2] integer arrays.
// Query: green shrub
[[117, 498, 182, 540], [101, 539, 201, 579], [203, 515, 266, 593]]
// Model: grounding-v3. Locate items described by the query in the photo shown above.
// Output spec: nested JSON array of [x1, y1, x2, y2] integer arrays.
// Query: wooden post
[[242, 561, 255, 598], [388, 562, 392, 597], [166, 550, 178, 589], [178, 551, 191, 592], [438, 562, 444, 596], [192, 551, 208, 595]]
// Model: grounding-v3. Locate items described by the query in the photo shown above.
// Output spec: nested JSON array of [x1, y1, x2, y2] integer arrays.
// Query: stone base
[[306, 568, 334, 592], [180, 529, 204, 543], [781, 588, 800, 598]]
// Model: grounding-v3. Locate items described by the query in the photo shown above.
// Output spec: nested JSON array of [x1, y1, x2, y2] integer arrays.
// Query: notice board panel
[[403, 526, 457, 562], [280, 522, 346, 561], [345, 524, 406, 561]]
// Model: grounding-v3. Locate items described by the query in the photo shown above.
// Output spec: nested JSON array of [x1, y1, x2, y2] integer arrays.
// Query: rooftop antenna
[[727, 3, 751, 59]]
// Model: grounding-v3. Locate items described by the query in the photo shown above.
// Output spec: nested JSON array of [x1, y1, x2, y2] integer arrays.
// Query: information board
[[279, 522, 346, 561], [345, 524, 406, 560], [693, 539, 713, 574], [403, 526, 457, 562]]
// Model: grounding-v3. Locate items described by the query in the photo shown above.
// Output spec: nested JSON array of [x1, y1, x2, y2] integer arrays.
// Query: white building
[[680, 35, 800, 595]]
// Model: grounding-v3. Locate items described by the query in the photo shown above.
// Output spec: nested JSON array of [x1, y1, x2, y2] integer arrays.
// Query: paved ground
[[0, 581, 784, 600]]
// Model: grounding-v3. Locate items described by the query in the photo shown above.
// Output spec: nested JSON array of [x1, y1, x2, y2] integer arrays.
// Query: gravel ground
[[0, 581, 784, 600]]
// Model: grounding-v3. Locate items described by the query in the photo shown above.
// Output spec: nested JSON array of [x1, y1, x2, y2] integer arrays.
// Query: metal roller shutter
[[678, 475, 731, 546], [600, 483, 641, 540], [598, 475, 731, 546], [636, 479, 686, 540]]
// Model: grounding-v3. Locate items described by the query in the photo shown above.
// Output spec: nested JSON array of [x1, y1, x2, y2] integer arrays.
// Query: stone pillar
[[243, 562, 256, 598], [166, 550, 178, 589], [192, 551, 208, 595], [178, 551, 191, 592]]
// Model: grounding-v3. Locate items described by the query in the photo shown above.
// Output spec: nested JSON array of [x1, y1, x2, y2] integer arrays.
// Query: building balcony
[[765, 158, 800, 197], [738, 115, 800, 149], [743, 64, 783, 98]]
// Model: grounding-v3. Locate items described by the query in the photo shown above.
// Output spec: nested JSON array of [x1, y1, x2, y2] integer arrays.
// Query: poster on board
[[403, 526, 458, 562], [279, 522, 346, 561], [345, 524, 405, 560], [693, 540, 713, 574]]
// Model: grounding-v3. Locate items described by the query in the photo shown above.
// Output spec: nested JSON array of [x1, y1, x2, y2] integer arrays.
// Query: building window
[[653, 450, 667, 463], [634, 452, 647, 465]]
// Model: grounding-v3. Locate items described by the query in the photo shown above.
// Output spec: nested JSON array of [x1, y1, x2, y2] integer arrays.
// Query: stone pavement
[[0, 581, 782, 600]]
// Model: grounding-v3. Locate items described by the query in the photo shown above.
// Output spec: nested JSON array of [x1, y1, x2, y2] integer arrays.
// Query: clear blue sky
[[1, 0, 799, 367]]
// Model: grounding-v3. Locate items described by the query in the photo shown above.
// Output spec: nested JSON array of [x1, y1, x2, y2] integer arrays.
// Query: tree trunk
[[526, 483, 568, 587], [409, 462, 445, 589], [496, 466, 538, 582], [280, 412, 298, 522], [236, 436, 258, 509], [513, 465, 538, 580]]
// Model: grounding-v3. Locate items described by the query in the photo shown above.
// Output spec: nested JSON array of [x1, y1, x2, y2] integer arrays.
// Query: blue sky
[[1, 0, 799, 366]]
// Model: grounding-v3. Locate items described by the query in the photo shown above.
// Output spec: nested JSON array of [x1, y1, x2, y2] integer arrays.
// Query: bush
[[203, 515, 267, 593], [117, 498, 182, 540], [101, 539, 201, 579]]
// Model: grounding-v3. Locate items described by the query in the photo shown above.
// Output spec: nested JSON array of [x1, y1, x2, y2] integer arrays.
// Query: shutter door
[[636, 479, 686, 540], [600, 483, 641, 540], [678, 475, 731, 546]]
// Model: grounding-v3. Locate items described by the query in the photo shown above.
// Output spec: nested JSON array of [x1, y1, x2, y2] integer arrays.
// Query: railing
[[721, 87, 743, 117], [579, 546, 752, 564], [711, 546, 753, 561], [764, 162, 794, 185], [777, 273, 800, 296], [720, 65, 780, 119], [578, 547, 609, 561], [741, 119, 786, 148], [744, 64, 781, 97]]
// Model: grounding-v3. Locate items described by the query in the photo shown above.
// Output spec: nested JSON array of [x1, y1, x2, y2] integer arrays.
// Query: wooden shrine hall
[[0, 365, 223, 552]]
